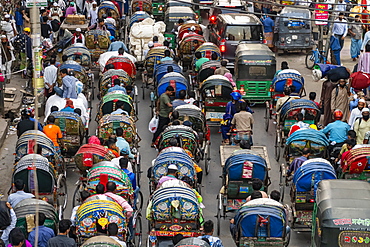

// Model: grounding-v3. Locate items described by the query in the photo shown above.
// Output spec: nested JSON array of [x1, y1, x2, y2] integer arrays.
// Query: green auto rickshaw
[[311, 179, 370, 247], [234, 43, 276, 104]]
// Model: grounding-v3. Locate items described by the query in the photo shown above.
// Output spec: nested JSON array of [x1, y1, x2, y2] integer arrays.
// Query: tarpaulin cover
[[154, 63, 182, 82], [157, 72, 189, 98], [272, 70, 304, 93], [286, 128, 329, 147]]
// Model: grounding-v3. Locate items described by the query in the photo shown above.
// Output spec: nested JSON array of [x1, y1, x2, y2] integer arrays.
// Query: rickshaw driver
[[230, 101, 254, 145], [287, 148, 310, 176], [275, 84, 299, 123]]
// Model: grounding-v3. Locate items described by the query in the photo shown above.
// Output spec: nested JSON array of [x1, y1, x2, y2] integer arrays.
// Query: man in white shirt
[[335, 0, 346, 13], [44, 58, 58, 98], [1, 14, 17, 39], [50, 3, 63, 40], [348, 98, 366, 128], [88, 2, 98, 26], [8, 179, 34, 208], [332, 12, 348, 50]]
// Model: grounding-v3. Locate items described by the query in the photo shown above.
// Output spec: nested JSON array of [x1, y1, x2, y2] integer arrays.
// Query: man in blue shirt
[[28, 212, 55, 247], [108, 38, 128, 53], [108, 79, 127, 93], [160, 50, 174, 63], [322, 109, 350, 144], [8, 179, 34, 207], [262, 15, 275, 50], [198, 220, 224, 247], [54, 69, 78, 99], [111, 101, 129, 115], [332, 12, 348, 50], [115, 127, 134, 159]]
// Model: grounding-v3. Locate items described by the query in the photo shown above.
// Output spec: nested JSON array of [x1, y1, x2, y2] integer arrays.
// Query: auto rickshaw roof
[[280, 6, 311, 18], [235, 43, 276, 59], [316, 180, 370, 228], [166, 6, 195, 15], [219, 13, 261, 25]]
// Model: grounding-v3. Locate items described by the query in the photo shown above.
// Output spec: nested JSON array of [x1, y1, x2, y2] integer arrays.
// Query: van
[[208, 13, 263, 68]]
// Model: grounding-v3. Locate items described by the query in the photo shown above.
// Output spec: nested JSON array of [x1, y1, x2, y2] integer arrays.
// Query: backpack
[[350, 71, 370, 90], [0, 201, 11, 230]]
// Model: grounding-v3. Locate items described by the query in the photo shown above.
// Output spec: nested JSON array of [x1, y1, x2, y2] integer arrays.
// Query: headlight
[[180, 166, 190, 175], [157, 166, 166, 175], [158, 202, 168, 211]]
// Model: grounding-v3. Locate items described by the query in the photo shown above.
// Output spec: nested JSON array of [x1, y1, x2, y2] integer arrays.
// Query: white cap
[[76, 28, 81, 32], [362, 107, 370, 112], [40, 7, 45, 10], [190, 26, 196, 31], [359, 99, 366, 103], [168, 164, 178, 170], [148, 41, 154, 47], [92, 1, 97, 4], [53, 2, 58, 6], [4, 14, 10, 18], [0, 35, 6, 39]]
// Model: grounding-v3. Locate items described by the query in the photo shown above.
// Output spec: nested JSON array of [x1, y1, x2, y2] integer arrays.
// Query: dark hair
[[281, 61, 289, 70], [355, 14, 360, 18], [296, 112, 304, 121], [211, 52, 218, 60], [179, 90, 186, 100], [252, 178, 263, 190], [270, 190, 281, 202], [240, 139, 251, 149], [346, 138, 357, 147], [181, 176, 193, 187], [302, 148, 311, 155], [163, 40, 169, 47], [36, 212, 46, 225], [339, 12, 344, 16], [106, 181, 116, 192], [14, 179, 25, 190], [50, 58, 56, 65], [35, 144, 42, 155], [251, 191, 262, 200], [76, 38, 82, 43], [125, 85, 133, 91], [8, 228, 25, 246], [116, 127, 123, 137], [113, 79, 121, 86], [172, 120, 181, 125], [164, 50, 170, 57], [309, 92, 316, 100], [80, 190, 90, 201], [60, 68, 68, 75], [105, 64, 115, 70], [283, 86, 291, 95], [348, 130, 357, 139], [62, 55, 68, 62], [118, 48, 124, 55], [239, 101, 247, 111], [172, 234, 184, 245], [74, 108, 81, 116], [98, 18, 104, 23], [119, 157, 129, 169], [107, 139, 116, 148], [366, 43, 370, 52], [290, 85, 296, 92], [47, 115, 55, 124], [153, 36, 158, 42], [51, 106, 59, 112], [203, 220, 214, 233], [96, 183, 105, 194], [172, 110, 179, 120], [107, 223, 119, 236], [166, 86, 174, 92], [221, 60, 227, 67], [178, 19, 184, 24], [189, 91, 195, 98], [59, 219, 72, 233], [167, 66, 173, 73], [116, 101, 124, 110], [174, 57, 180, 63], [195, 51, 202, 59]]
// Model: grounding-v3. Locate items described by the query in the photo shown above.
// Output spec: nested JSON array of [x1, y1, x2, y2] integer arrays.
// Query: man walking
[[151, 86, 174, 147], [332, 12, 348, 51], [44, 58, 58, 98], [331, 79, 350, 121], [1, 35, 13, 83], [349, 15, 364, 61]]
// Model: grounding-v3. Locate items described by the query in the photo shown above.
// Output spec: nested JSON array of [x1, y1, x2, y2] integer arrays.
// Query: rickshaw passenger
[[107, 139, 120, 157], [120, 158, 138, 196], [226, 92, 253, 117], [157, 164, 179, 188], [108, 38, 128, 53], [111, 101, 129, 115], [160, 50, 173, 63], [43, 115, 63, 151], [288, 113, 309, 136], [198, 220, 224, 247], [61, 100, 75, 112], [153, 36, 162, 47], [88, 18, 107, 31], [108, 79, 127, 93], [321, 110, 350, 145], [70, 190, 90, 226], [105, 182, 133, 218], [231, 101, 254, 144], [172, 90, 187, 109], [28, 213, 55, 247], [107, 223, 126, 247], [115, 128, 134, 159], [287, 148, 310, 176], [8, 179, 34, 208], [246, 179, 268, 202], [340, 139, 356, 167], [214, 60, 229, 75], [194, 51, 209, 72], [274, 61, 289, 76]]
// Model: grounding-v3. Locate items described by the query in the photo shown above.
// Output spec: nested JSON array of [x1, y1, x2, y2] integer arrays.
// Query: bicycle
[[305, 45, 327, 69]]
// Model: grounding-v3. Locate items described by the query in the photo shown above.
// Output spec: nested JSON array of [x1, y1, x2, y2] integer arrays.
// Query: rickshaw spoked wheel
[[135, 191, 144, 211], [274, 133, 281, 161], [132, 214, 143, 247], [216, 205, 221, 236], [56, 174, 68, 215], [204, 142, 211, 175], [279, 164, 286, 203], [264, 106, 270, 132], [72, 181, 87, 208]]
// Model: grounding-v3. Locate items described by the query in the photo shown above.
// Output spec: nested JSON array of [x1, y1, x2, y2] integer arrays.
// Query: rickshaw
[[85, 30, 111, 65], [218, 147, 270, 236], [197, 60, 221, 84], [193, 42, 221, 65], [274, 99, 321, 161], [163, 6, 197, 49], [275, 7, 314, 53], [62, 45, 92, 68], [82, 236, 122, 247], [175, 104, 211, 174], [14, 198, 59, 237], [178, 23, 203, 40], [234, 43, 276, 104], [50, 111, 87, 157], [132, 0, 153, 13], [11, 154, 67, 218], [339, 145, 370, 181], [147, 180, 202, 246], [154, 63, 182, 83], [200, 75, 234, 123], [311, 180, 370, 247], [98, 0, 121, 37], [149, 146, 198, 193], [103, 56, 137, 79], [15, 130, 64, 172], [86, 161, 133, 201], [265, 69, 305, 132], [97, 91, 136, 120], [98, 114, 140, 148], [129, 11, 151, 28], [157, 125, 199, 160], [232, 198, 290, 247], [99, 69, 132, 98], [178, 34, 206, 70], [175, 238, 211, 247], [280, 158, 336, 229], [57, 61, 94, 101], [157, 72, 189, 98]]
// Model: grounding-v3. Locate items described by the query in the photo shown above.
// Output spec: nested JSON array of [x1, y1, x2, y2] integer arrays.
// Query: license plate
[[292, 35, 298, 40], [206, 112, 223, 121]]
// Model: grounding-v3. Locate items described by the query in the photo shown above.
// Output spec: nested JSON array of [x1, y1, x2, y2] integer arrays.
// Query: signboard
[[26, 0, 47, 8], [315, 3, 329, 25]]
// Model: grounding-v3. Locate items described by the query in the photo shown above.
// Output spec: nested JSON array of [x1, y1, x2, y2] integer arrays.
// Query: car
[[208, 13, 264, 68]]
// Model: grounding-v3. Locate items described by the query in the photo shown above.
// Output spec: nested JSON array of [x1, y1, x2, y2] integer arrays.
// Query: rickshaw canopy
[[158, 72, 189, 98], [164, 7, 197, 32], [98, 1, 120, 20], [154, 63, 182, 83], [16, 130, 57, 160], [63, 45, 92, 67], [272, 69, 304, 93], [175, 238, 211, 247], [280, 99, 320, 122]]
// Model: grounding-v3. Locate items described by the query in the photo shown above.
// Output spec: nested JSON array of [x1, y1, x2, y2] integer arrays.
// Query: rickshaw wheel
[[285, 229, 291, 247], [305, 50, 315, 69], [56, 174, 68, 213], [133, 215, 143, 247], [136, 191, 144, 211], [279, 164, 286, 203], [264, 107, 270, 132], [274, 134, 281, 161], [204, 142, 211, 175], [72, 181, 87, 208]]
